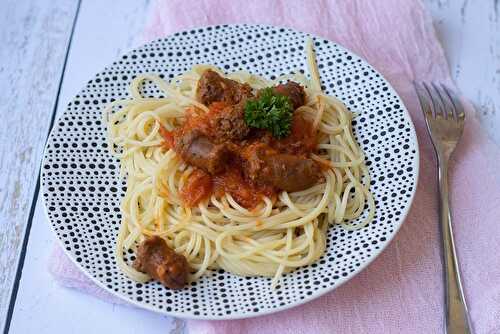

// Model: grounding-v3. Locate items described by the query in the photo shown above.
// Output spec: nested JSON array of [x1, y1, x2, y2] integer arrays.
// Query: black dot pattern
[[41, 24, 418, 319]]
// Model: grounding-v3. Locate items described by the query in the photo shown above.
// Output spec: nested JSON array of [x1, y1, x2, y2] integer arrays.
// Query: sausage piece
[[211, 102, 250, 141], [133, 236, 189, 290], [174, 129, 231, 175], [260, 154, 320, 192], [196, 70, 253, 106], [273, 81, 306, 110], [242, 144, 321, 192]]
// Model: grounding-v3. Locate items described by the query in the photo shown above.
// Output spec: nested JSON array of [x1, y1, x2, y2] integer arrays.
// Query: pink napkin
[[50, 0, 500, 333]]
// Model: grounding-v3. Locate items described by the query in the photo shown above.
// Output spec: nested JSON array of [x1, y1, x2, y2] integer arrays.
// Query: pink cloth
[[50, 0, 500, 333]]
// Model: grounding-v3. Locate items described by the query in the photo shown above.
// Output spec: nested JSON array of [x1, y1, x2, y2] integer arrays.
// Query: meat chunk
[[196, 70, 253, 106], [211, 102, 250, 141], [261, 154, 320, 191], [133, 236, 189, 290], [270, 114, 317, 155], [174, 129, 231, 174], [273, 81, 306, 110], [242, 144, 321, 192]]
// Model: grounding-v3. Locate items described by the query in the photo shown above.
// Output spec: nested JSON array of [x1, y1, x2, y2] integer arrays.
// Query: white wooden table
[[0, 1, 498, 333]]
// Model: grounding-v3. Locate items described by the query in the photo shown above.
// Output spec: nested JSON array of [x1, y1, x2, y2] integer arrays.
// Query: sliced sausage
[[242, 144, 321, 192], [174, 129, 232, 175], [260, 154, 320, 192], [211, 102, 250, 141], [273, 81, 306, 110], [196, 70, 253, 106], [133, 236, 189, 290]]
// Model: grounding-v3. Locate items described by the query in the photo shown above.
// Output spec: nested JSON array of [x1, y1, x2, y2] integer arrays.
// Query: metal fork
[[414, 82, 473, 334]]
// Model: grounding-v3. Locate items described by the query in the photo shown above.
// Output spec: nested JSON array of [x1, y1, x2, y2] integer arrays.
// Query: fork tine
[[413, 81, 433, 118], [436, 84, 458, 120], [422, 82, 442, 118], [420, 82, 437, 118], [431, 83, 449, 119], [441, 84, 466, 122]]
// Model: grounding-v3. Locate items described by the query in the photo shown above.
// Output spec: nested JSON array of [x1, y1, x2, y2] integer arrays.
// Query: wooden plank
[[49, 0, 153, 117], [0, 0, 79, 329], [8, 0, 181, 332], [424, 0, 500, 145]]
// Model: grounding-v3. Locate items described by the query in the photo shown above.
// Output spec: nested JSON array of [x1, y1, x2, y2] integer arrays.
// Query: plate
[[41, 24, 419, 319]]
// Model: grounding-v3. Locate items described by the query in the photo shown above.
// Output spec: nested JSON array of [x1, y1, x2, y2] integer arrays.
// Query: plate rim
[[41, 23, 420, 320]]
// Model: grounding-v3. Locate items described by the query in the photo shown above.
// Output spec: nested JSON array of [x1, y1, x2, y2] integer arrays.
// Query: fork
[[414, 82, 473, 334]]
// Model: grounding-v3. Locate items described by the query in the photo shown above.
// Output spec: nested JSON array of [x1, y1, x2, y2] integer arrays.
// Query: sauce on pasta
[[104, 40, 375, 289]]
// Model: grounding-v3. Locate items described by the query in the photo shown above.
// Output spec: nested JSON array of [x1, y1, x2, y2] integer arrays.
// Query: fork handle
[[438, 157, 473, 334]]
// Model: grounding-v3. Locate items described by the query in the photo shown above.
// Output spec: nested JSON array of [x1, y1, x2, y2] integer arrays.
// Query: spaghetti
[[103, 40, 375, 287]]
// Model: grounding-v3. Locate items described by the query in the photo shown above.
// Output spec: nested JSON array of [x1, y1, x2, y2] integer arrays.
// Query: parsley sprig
[[243, 88, 293, 138]]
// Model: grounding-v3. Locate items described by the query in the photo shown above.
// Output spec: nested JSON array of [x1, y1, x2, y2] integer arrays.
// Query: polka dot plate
[[41, 24, 419, 319]]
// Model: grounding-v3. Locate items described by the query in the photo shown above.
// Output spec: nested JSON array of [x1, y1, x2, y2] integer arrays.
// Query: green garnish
[[244, 88, 293, 138]]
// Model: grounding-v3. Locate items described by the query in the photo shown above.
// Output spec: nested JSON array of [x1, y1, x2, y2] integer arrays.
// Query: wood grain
[[6, 1, 181, 333], [426, 0, 500, 145], [0, 0, 79, 329]]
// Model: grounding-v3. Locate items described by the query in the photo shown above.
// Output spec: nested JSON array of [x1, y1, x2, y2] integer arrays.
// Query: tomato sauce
[[159, 104, 223, 150], [159, 124, 175, 150], [213, 167, 275, 209], [179, 165, 276, 209], [167, 104, 317, 209], [271, 114, 317, 155], [179, 169, 213, 207]]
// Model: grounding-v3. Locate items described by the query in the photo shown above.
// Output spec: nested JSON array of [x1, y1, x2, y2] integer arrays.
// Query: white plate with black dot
[[41, 24, 419, 319]]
